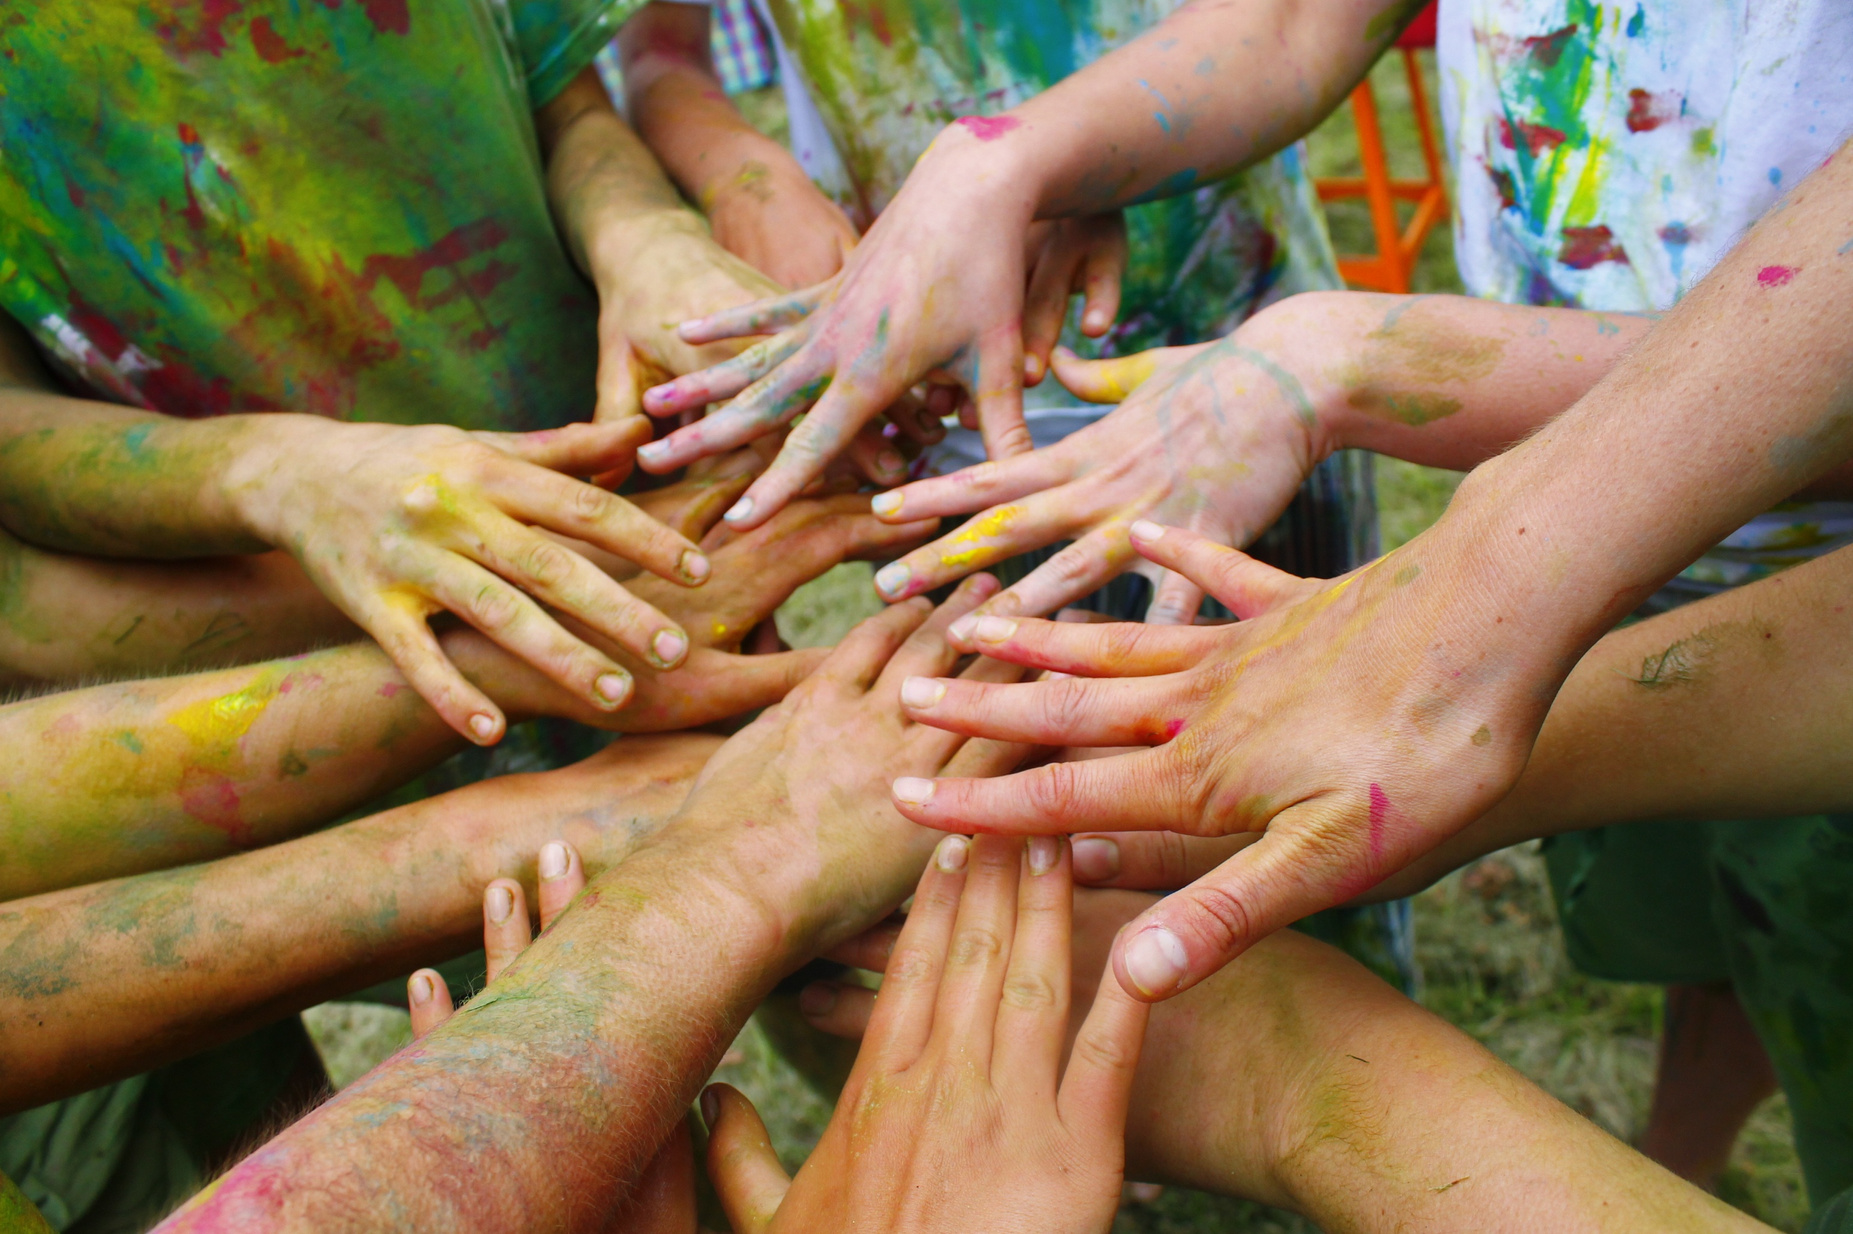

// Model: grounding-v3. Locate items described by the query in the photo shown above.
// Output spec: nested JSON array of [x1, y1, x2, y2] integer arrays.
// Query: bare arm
[[0, 733, 718, 1114]]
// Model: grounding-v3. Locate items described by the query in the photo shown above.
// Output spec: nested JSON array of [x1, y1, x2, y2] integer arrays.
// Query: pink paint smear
[[1757, 265, 1798, 288], [956, 115, 1021, 142]]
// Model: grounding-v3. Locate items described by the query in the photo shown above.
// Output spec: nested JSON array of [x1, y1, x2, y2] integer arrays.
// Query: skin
[[0, 732, 718, 1113], [702, 834, 1149, 1234], [888, 141, 1853, 1002], [863, 293, 1660, 622], [155, 582, 1032, 1233], [0, 490, 932, 900], [633, 0, 1420, 527], [1058, 536, 1853, 903], [798, 890, 1770, 1233]]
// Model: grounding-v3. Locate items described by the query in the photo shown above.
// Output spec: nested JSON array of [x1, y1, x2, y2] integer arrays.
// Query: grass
[[303, 49, 1811, 1233]]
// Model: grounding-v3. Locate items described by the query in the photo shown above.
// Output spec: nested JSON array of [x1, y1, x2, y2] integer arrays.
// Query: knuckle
[[569, 483, 614, 521], [1022, 760, 1081, 821], [1000, 972, 1060, 1012], [1072, 1027, 1137, 1074], [517, 540, 576, 590], [947, 925, 1006, 968], [1040, 680, 1092, 734], [1181, 881, 1255, 959], [1041, 544, 1099, 591], [467, 583, 525, 634], [882, 943, 939, 988]]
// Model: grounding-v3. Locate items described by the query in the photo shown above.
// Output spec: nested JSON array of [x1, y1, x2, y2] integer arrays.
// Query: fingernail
[[1071, 837, 1121, 882], [973, 615, 1017, 643], [637, 441, 670, 466], [725, 496, 754, 524], [539, 841, 569, 880], [1124, 927, 1188, 997], [876, 448, 905, 475], [917, 408, 942, 435], [1084, 310, 1108, 331], [1028, 835, 1060, 875], [874, 562, 912, 598], [652, 628, 688, 666], [1056, 607, 1090, 623], [893, 776, 936, 807], [798, 981, 838, 1017], [935, 833, 969, 871], [595, 672, 630, 705], [486, 885, 515, 924], [872, 491, 904, 517], [680, 549, 710, 583], [1024, 354, 1042, 382], [1130, 519, 1166, 542], [468, 713, 499, 743], [901, 676, 946, 708], [948, 615, 977, 642], [409, 972, 436, 1006], [700, 1086, 721, 1128]]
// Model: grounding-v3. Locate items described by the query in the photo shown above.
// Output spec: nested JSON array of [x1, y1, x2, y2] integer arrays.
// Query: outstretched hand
[[889, 521, 1539, 1001], [702, 833, 1147, 1234]]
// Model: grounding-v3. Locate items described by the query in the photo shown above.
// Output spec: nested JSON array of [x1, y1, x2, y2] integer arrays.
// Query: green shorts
[[1547, 815, 1853, 1205]]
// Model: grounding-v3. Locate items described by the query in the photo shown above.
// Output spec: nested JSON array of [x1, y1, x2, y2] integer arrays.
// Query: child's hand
[[701, 833, 1149, 1234], [1021, 213, 1127, 387], [706, 160, 860, 293], [225, 416, 708, 745]]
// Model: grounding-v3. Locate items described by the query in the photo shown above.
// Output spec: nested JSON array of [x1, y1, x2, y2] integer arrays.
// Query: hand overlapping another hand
[[889, 521, 1544, 1002]]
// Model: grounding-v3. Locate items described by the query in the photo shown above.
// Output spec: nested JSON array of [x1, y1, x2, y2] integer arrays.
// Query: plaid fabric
[[594, 0, 774, 97]]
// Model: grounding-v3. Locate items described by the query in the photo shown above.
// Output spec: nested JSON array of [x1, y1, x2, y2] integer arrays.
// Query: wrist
[[1225, 295, 1353, 463], [914, 119, 1046, 229], [214, 413, 329, 548], [584, 206, 713, 297]]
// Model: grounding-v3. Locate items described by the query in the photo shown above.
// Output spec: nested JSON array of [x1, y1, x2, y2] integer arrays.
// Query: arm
[[0, 733, 719, 1113], [0, 490, 928, 899], [866, 292, 1657, 620], [892, 143, 1853, 1001], [156, 579, 1028, 1232], [635, 0, 1416, 524], [617, 3, 858, 290]]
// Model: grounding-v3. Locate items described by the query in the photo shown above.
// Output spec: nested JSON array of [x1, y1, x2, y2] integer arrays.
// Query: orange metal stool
[[1314, 3, 1448, 293]]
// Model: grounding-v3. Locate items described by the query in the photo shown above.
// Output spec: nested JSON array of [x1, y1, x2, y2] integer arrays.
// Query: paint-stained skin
[[0, 0, 630, 435]]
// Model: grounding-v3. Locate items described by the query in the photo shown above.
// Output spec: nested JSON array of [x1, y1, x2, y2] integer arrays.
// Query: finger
[[860, 833, 971, 1071], [870, 499, 1092, 604], [974, 328, 1031, 460], [725, 370, 901, 531], [875, 572, 1001, 693], [677, 283, 828, 345], [593, 333, 646, 429], [1070, 831, 1259, 890], [481, 418, 650, 475], [612, 1118, 698, 1234], [893, 747, 1191, 837], [992, 835, 1072, 1100], [1021, 241, 1082, 387], [536, 840, 584, 930], [843, 418, 911, 489], [883, 392, 948, 446], [814, 596, 934, 692], [1049, 344, 1192, 404], [701, 1083, 790, 1234], [616, 647, 825, 732], [1111, 810, 1354, 1000], [963, 523, 1137, 619], [407, 969, 455, 1039], [1144, 569, 1205, 627], [483, 878, 532, 982], [490, 467, 709, 590], [640, 328, 807, 419], [797, 979, 876, 1040], [899, 672, 1184, 746], [941, 611, 1221, 676], [363, 602, 505, 745], [1077, 219, 1127, 337], [821, 916, 903, 973], [929, 833, 1022, 1071], [1058, 930, 1151, 1128], [867, 449, 1072, 525], [1129, 522, 1309, 619], [642, 349, 834, 480]]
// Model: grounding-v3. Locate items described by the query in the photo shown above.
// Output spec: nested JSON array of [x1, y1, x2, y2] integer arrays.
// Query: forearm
[[1082, 895, 1761, 1231], [964, 0, 1418, 218], [0, 734, 716, 1113]]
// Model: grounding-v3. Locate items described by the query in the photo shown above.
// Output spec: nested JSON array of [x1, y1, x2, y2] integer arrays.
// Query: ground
[[302, 52, 1811, 1231]]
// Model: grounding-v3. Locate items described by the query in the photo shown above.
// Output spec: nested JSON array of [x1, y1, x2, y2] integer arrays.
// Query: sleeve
[[509, 0, 653, 107], [1806, 1189, 1853, 1234]]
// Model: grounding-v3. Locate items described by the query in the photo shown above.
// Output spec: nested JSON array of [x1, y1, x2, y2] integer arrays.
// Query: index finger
[[491, 467, 709, 587], [676, 283, 828, 345]]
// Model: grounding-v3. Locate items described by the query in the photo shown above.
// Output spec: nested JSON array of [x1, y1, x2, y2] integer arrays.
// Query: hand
[[889, 522, 1539, 1001], [864, 306, 1332, 624], [223, 416, 708, 744], [635, 121, 1043, 528], [1020, 213, 1127, 387], [706, 158, 860, 292], [701, 833, 1148, 1234]]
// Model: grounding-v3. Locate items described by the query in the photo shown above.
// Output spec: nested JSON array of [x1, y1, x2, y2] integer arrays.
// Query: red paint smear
[[840, 0, 894, 46], [1164, 717, 1185, 739], [1367, 783, 1389, 862], [956, 115, 1021, 142], [1757, 265, 1797, 288], [250, 16, 307, 62], [1625, 87, 1682, 133], [1522, 23, 1577, 68], [1558, 225, 1630, 269], [179, 766, 253, 846], [63, 175, 86, 208], [358, 218, 511, 307], [1496, 118, 1566, 156], [359, 0, 410, 35], [153, 0, 246, 57], [377, 682, 406, 698]]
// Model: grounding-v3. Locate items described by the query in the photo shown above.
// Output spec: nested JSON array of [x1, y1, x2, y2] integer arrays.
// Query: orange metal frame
[[1314, 47, 1449, 294]]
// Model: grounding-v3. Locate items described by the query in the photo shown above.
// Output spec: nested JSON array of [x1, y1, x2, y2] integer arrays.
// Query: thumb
[[484, 418, 650, 476], [702, 1084, 791, 1234], [597, 332, 646, 424], [1127, 522, 1311, 620], [611, 1116, 700, 1234], [1048, 342, 1203, 404]]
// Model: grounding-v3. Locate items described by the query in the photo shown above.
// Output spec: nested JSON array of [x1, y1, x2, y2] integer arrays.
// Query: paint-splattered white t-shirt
[[1437, 0, 1853, 603]]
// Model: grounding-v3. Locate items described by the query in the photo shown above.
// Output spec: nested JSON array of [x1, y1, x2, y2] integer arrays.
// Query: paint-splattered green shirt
[[0, 0, 642, 431]]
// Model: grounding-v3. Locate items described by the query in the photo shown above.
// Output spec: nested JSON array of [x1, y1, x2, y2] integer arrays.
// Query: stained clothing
[[1438, 0, 1853, 1207]]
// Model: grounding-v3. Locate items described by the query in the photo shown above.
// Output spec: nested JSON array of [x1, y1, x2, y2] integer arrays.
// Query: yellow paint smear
[[168, 680, 278, 747], [940, 505, 1024, 569]]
